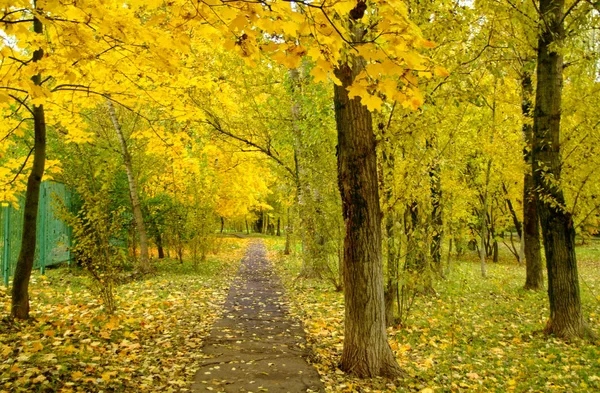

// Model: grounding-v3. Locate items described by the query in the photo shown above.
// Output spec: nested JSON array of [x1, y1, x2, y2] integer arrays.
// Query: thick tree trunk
[[521, 71, 544, 290], [533, 0, 591, 339], [107, 100, 151, 274], [11, 12, 46, 320], [334, 58, 402, 378]]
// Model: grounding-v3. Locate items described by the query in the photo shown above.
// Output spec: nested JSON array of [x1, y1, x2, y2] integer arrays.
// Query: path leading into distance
[[192, 240, 323, 393]]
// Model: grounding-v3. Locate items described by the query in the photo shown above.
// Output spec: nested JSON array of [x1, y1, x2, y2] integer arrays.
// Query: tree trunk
[[277, 217, 281, 236], [220, 216, 225, 234], [430, 162, 443, 277], [384, 211, 398, 326], [502, 182, 524, 265], [380, 122, 398, 326], [479, 159, 491, 277], [284, 208, 291, 255], [521, 71, 544, 290], [533, 0, 591, 339], [11, 12, 46, 320], [334, 56, 402, 377], [445, 237, 453, 276], [156, 232, 165, 259], [107, 101, 151, 274]]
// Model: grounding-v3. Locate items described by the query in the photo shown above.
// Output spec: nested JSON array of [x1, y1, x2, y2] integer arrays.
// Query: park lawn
[[0, 237, 247, 393], [269, 238, 600, 393]]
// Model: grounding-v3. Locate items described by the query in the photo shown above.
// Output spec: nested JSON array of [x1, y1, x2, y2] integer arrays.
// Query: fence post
[[3, 206, 10, 286]]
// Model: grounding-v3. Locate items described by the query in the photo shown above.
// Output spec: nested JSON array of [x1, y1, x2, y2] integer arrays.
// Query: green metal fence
[[1, 181, 73, 286]]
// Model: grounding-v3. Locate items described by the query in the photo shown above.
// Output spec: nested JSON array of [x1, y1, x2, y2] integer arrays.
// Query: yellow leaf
[[72, 371, 83, 380], [31, 341, 44, 352], [347, 82, 368, 100], [421, 39, 437, 48], [433, 66, 450, 77], [361, 93, 383, 111]]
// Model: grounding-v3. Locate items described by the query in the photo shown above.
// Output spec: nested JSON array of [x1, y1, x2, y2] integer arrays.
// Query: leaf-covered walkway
[[192, 240, 323, 392]]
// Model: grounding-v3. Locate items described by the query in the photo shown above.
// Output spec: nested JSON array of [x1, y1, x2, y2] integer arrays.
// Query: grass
[[0, 237, 248, 393], [271, 238, 600, 393]]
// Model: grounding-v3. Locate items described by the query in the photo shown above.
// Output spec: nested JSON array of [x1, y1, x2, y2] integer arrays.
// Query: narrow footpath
[[192, 240, 324, 392]]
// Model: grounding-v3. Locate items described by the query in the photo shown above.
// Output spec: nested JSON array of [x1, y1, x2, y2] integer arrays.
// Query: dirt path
[[192, 240, 323, 392]]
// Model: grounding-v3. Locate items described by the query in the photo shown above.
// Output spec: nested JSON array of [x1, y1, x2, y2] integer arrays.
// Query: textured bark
[[521, 71, 544, 290], [533, 0, 591, 339], [107, 101, 151, 274], [334, 59, 402, 378], [11, 11, 46, 320]]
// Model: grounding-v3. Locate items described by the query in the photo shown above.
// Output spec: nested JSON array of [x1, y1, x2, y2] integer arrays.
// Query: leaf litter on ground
[[267, 238, 600, 393], [0, 237, 248, 393]]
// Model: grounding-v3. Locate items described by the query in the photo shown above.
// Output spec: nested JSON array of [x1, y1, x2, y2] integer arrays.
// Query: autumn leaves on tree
[[1, 0, 599, 383]]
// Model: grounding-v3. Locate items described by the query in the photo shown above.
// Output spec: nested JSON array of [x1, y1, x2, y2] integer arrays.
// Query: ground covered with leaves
[[0, 237, 247, 393], [269, 239, 600, 393]]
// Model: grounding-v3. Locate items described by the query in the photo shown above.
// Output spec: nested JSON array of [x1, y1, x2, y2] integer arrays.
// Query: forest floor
[[0, 237, 248, 393], [1, 236, 599, 393], [267, 238, 600, 393]]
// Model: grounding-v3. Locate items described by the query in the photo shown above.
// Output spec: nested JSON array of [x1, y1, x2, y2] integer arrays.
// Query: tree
[[532, 0, 592, 339], [106, 101, 151, 274], [521, 70, 544, 290], [10, 4, 46, 319], [332, 3, 403, 378]]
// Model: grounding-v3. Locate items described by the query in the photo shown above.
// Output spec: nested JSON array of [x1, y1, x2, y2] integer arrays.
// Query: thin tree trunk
[[11, 9, 46, 319], [480, 159, 491, 277], [220, 217, 225, 234], [430, 161, 443, 277], [521, 71, 544, 290], [334, 35, 402, 377], [245, 217, 250, 234], [502, 182, 523, 265], [533, 0, 592, 339], [106, 100, 151, 274], [445, 237, 453, 276], [277, 217, 281, 236], [284, 207, 291, 255], [384, 211, 398, 326], [380, 123, 398, 326]]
